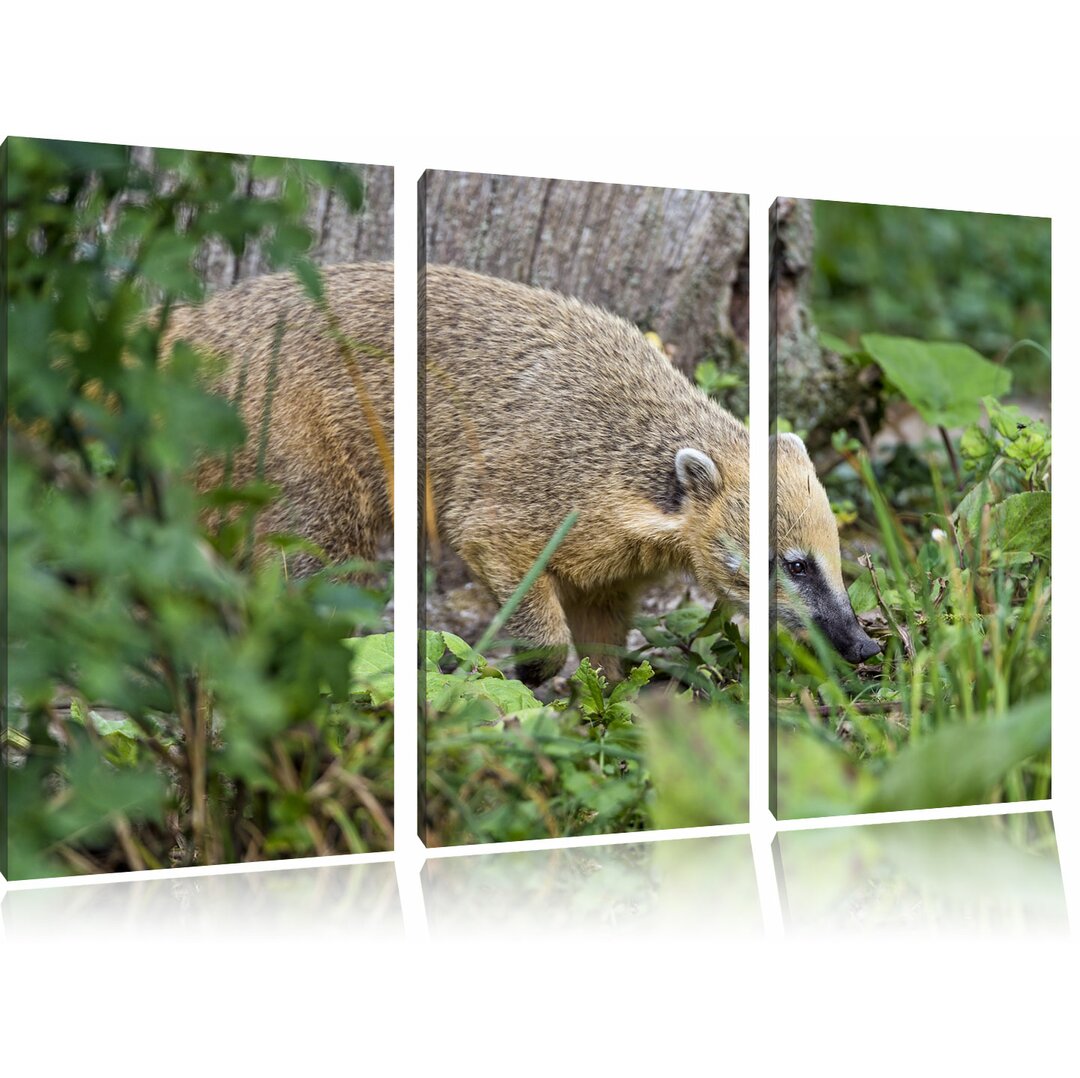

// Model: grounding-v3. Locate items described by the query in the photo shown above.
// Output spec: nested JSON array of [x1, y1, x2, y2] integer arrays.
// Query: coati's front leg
[[501, 572, 573, 687], [459, 538, 572, 686], [559, 583, 636, 683]]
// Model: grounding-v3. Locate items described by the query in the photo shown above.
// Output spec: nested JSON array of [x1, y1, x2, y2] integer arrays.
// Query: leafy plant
[[772, 426, 1050, 819], [695, 357, 746, 411], [631, 601, 747, 700], [4, 137, 393, 878], [423, 596, 750, 845]]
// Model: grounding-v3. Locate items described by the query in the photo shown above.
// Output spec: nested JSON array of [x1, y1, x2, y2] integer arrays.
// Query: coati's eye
[[787, 559, 808, 576]]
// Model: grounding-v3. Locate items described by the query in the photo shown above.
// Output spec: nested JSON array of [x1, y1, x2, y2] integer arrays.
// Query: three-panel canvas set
[[2, 138, 1052, 882]]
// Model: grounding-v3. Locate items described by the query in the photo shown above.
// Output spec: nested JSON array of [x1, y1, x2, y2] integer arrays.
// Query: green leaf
[[140, 232, 201, 296], [955, 486, 1050, 562], [608, 660, 654, 705], [442, 631, 482, 667], [861, 334, 1011, 427], [344, 632, 395, 705], [88, 710, 141, 740], [569, 658, 608, 718], [953, 477, 998, 539], [819, 331, 859, 358], [993, 491, 1051, 559], [846, 571, 878, 614], [959, 425, 995, 467], [664, 605, 710, 641], [865, 695, 1050, 812], [424, 630, 448, 668], [426, 672, 542, 715], [293, 259, 326, 303]]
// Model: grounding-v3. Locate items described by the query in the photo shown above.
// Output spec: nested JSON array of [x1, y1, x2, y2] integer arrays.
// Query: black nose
[[843, 635, 881, 664]]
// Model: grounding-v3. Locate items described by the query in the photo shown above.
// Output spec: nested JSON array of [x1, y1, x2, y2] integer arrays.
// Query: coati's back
[[424, 265, 748, 585], [164, 262, 394, 567]]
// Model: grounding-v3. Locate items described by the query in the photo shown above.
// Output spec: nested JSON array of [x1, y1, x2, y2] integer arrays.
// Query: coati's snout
[[775, 552, 881, 663], [772, 433, 880, 664]]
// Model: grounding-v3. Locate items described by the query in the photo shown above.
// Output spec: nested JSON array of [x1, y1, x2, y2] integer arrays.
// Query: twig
[[864, 552, 916, 662], [938, 425, 961, 488], [333, 767, 395, 846], [112, 814, 147, 871]]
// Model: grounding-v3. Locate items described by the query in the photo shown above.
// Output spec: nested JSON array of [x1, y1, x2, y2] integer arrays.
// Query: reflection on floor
[[2, 813, 1065, 941], [1, 860, 402, 941], [775, 812, 1066, 936], [423, 834, 760, 938]]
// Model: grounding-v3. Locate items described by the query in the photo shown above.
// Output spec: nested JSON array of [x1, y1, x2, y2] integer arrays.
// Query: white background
[[2, 4, 1076, 1074]]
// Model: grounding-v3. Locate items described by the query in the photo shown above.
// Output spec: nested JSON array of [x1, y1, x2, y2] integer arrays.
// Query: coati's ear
[[675, 447, 721, 499], [775, 431, 810, 459]]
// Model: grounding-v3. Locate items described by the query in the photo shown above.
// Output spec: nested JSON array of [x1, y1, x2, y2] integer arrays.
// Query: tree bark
[[196, 162, 394, 290], [422, 171, 748, 380], [770, 197, 882, 458]]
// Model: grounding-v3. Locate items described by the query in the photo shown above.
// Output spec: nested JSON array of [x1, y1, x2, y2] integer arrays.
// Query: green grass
[[422, 595, 749, 846], [772, 430, 1051, 819]]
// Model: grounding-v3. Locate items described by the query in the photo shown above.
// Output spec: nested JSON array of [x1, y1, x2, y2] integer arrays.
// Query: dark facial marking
[[781, 555, 881, 664]]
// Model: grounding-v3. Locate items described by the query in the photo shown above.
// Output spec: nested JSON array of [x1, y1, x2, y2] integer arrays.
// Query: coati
[[423, 266, 750, 686], [771, 432, 880, 663], [162, 262, 394, 576], [163, 262, 873, 682]]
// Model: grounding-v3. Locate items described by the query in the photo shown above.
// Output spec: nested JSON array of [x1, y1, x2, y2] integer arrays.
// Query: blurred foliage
[[3, 137, 392, 879], [423, 598, 749, 845], [773, 388, 1050, 818], [694, 357, 747, 418], [812, 201, 1050, 396]]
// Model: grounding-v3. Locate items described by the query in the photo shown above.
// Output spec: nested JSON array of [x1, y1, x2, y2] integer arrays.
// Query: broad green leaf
[[959, 425, 995, 466], [89, 710, 141, 740], [862, 334, 1011, 427], [442, 631, 482, 667], [664, 605, 710, 641], [426, 672, 541, 715], [344, 632, 395, 704], [818, 331, 859, 358], [865, 695, 1050, 812], [608, 660, 654, 705], [847, 571, 878, 614], [993, 491, 1050, 559], [953, 477, 998, 539], [424, 630, 448, 668], [955, 488, 1050, 561]]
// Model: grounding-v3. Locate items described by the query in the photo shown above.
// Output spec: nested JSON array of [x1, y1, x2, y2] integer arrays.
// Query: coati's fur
[[162, 262, 394, 575], [423, 265, 750, 685], [771, 432, 880, 663]]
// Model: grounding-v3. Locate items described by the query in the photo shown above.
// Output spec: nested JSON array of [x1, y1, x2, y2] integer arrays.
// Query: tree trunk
[[770, 197, 882, 458], [422, 171, 748, 379], [196, 162, 394, 290]]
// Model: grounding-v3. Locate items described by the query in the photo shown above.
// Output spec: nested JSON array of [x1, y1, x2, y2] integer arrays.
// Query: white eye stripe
[[783, 549, 807, 562]]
